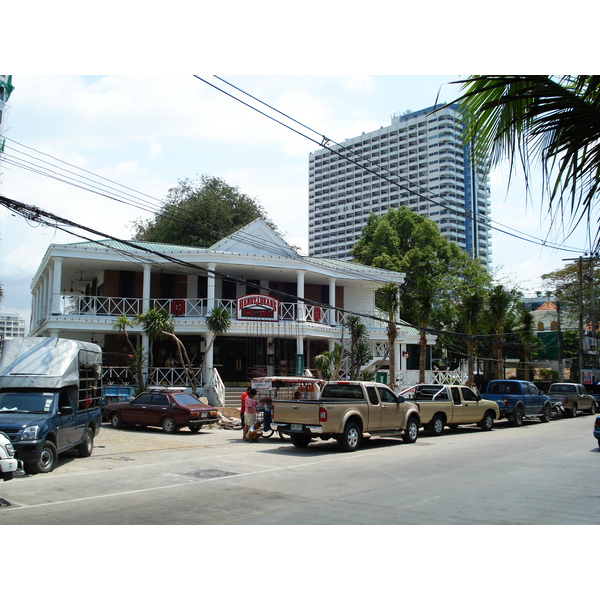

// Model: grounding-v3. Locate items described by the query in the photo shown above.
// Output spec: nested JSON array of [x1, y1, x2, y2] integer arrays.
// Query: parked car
[[594, 415, 600, 448], [547, 383, 596, 418], [104, 387, 219, 433], [0, 431, 23, 481]]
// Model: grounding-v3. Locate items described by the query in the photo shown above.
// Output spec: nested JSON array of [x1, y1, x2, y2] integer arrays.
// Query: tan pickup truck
[[271, 380, 420, 451], [400, 384, 500, 435]]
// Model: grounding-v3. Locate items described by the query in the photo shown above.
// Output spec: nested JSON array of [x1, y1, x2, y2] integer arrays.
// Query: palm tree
[[313, 344, 343, 381], [135, 307, 197, 391], [517, 306, 537, 381], [112, 314, 143, 388], [455, 75, 600, 244], [199, 306, 231, 385], [456, 291, 486, 387], [487, 285, 520, 380], [377, 284, 400, 387], [135, 307, 172, 375], [345, 315, 372, 379]]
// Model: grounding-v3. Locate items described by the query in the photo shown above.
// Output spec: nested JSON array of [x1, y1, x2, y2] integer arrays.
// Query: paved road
[[1, 414, 598, 525]]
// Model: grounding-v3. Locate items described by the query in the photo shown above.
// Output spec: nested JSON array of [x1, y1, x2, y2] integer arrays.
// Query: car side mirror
[[60, 406, 74, 416]]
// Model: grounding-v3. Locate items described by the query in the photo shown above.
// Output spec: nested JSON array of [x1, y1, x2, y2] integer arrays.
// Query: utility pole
[[556, 300, 564, 382], [589, 254, 598, 370], [578, 257, 585, 383], [563, 256, 586, 384]]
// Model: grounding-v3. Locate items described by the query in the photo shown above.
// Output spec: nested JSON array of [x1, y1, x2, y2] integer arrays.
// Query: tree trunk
[[466, 338, 475, 387], [419, 329, 427, 383]]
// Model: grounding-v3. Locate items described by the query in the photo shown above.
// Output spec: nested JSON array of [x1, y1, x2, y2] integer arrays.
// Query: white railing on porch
[[60, 295, 361, 328]]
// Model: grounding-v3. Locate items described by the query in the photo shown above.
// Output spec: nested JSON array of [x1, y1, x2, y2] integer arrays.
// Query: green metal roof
[[64, 239, 204, 254]]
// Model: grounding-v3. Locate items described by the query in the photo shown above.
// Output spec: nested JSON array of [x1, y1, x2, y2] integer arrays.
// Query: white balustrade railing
[[59, 295, 389, 331]]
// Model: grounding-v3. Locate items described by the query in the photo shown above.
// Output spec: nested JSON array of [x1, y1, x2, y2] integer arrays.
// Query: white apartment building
[[308, 104, 492, 267], [0, 312, 26, 340]]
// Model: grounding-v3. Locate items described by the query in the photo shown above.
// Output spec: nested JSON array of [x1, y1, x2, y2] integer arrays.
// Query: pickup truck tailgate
[[272, 399, 321, 426]]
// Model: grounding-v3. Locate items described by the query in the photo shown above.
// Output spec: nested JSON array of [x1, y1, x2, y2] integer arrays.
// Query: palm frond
[[454, 75, 600, 246]]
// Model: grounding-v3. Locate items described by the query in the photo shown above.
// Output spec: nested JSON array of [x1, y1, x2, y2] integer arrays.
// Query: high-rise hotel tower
[[308, 104, 492, 268]]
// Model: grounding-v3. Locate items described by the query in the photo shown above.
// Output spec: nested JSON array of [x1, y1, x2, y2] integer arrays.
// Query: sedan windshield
[[0, 392, 56, 413]]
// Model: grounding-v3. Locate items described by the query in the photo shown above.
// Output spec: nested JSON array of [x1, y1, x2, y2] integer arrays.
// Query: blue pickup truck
[[0, 337, 103, 473], [481, 379, 552, 426]]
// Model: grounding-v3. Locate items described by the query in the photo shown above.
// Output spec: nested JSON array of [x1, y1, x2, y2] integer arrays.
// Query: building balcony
[[42, 295, 389, 332]]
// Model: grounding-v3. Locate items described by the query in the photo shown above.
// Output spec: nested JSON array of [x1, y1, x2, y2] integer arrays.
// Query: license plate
[[290, 423, 303, 432], [201, 412, 208, 418]]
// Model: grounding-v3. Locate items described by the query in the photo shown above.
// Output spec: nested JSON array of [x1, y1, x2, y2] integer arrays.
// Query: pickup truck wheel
[[110, 412, 123, 429], [189, 424, 202, 432], [291, 433, 311, 448], [589, 403, 597, 415], [479, 411, 494, 431], [28, 440, 58, 474], [402, 417, 419, 443], [512, 407, 524, 427], [540, 404, 551, 423], [568, 404, 578, 418], [162, 416, 179, 434], [429, 415, 445, 436], [340, 422, 362, 452], [78, 428, 94, 457]]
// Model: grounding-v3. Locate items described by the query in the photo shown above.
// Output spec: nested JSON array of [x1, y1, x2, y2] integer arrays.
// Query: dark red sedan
[[104, 387, 219, 433]]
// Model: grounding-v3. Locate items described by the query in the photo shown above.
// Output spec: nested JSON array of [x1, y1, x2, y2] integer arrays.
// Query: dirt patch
[[219, 407, 241, 419]]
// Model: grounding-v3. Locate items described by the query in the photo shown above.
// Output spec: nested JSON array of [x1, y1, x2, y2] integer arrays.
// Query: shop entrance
[[213, 336, 268, 386]]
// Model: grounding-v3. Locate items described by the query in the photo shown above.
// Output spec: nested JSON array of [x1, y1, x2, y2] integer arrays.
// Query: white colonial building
[[29, 219, 435, 403]]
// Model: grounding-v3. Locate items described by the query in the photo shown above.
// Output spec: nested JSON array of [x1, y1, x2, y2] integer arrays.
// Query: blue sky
[[0, 74, 594, 329]]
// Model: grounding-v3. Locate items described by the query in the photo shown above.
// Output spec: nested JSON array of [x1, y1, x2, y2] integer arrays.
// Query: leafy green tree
[[454, 75, 600, 243], [541, 259, 598, 326], [133, 175, 277, 247], [353, 207, 486, 383]]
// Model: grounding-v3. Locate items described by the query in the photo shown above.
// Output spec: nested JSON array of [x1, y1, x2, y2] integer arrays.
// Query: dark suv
[[104, 387, 219, 433]]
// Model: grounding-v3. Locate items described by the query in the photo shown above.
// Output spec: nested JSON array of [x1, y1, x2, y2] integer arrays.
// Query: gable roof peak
[[209, 218, 301, 258]]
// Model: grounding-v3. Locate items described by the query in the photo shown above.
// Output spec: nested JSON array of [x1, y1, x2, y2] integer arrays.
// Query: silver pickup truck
[[271, 380, 420, 451]]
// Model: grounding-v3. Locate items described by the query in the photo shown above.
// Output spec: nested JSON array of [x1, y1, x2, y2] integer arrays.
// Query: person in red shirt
[[240, 386, 251, 439]]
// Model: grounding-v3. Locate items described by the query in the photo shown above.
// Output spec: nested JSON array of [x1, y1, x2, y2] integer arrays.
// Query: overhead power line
[[196, 75, 587, 255]]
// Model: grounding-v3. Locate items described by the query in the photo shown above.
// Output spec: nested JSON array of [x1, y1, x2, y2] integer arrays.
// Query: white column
[[399, 343, 406, 371], [329, 278, 336, 325], [207, 263, 216, 312], [32, 287, 39, 326], [142, 265, 151, 313], [267, 337, 275, 376], [297, 270, 305, 322], [141, 333, 150, 387], [394, 341, 402, 379], [41, 275, 48, 319], [51, 257, 63, 315], [205, 333, 215, 371]]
